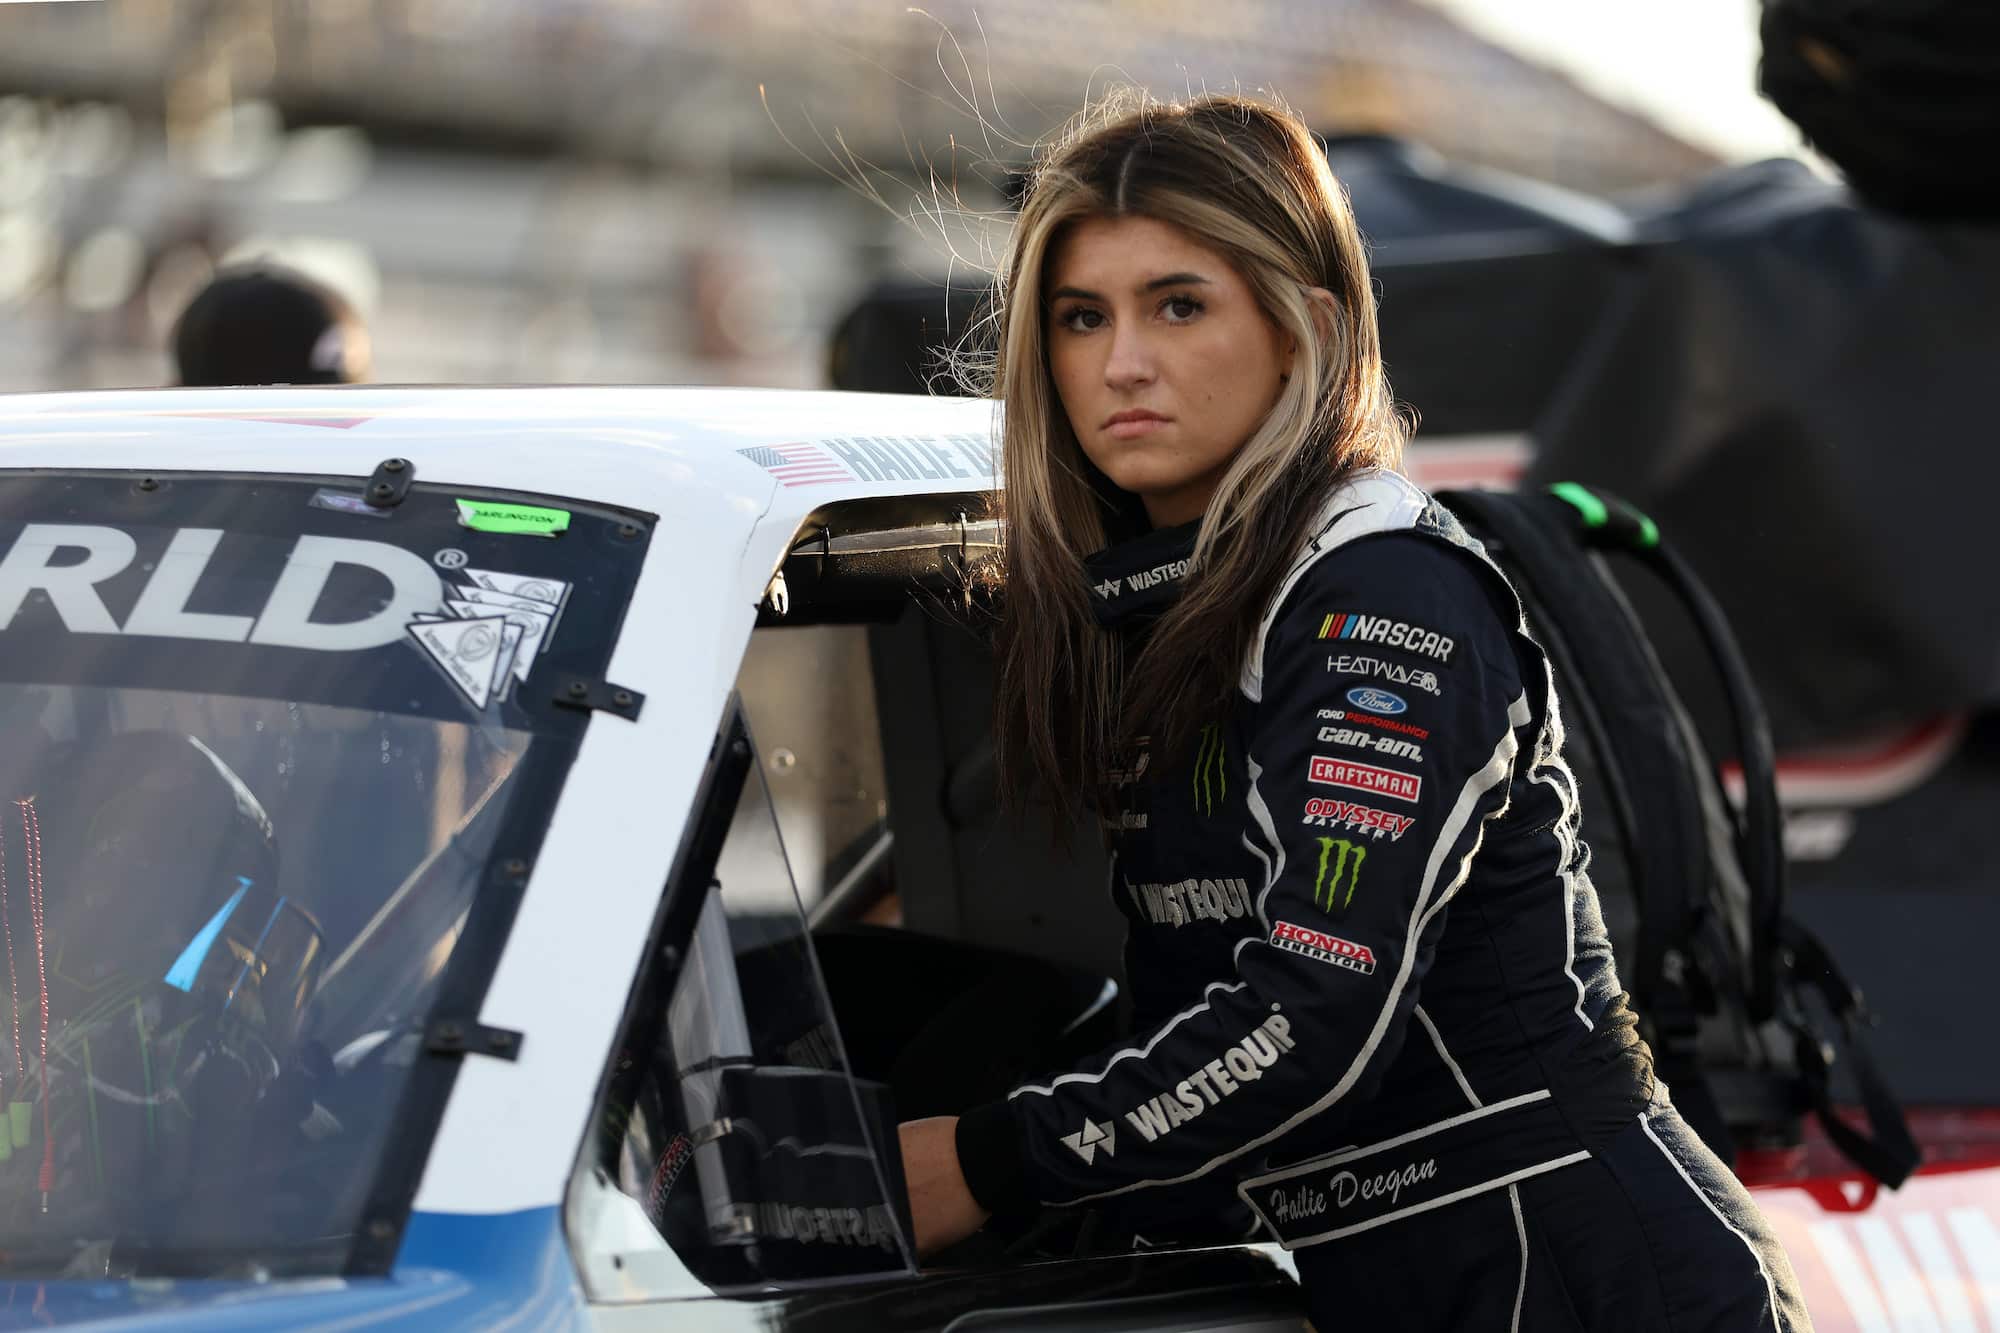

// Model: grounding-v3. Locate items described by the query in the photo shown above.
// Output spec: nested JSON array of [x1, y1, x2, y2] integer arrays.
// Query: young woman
[[897, 93, 1812, 1331]]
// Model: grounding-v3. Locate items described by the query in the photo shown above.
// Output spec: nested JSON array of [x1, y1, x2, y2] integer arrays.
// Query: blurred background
[[0, 0, 1801, 392]]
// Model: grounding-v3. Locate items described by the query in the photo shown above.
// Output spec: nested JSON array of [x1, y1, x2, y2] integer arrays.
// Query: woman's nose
[[1103, 324, 1156, 389]]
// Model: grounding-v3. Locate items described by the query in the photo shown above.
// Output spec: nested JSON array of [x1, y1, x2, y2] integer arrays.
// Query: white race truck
[[0, 386, 1979, 1331]]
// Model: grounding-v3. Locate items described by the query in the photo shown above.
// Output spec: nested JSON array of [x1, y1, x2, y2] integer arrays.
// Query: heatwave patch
[[1308, 757, 1421, 804], [1270, 920, 1378, 975], [1315, 611, 1455, 662], [1326, 653, 1442, 696]]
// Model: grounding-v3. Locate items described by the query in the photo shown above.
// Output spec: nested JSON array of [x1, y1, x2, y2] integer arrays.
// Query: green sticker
[[455, 499, 571, 537]]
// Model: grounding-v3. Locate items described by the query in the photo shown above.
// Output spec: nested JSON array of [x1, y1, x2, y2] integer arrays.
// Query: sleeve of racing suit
[[955, 534, 1532, 1213]]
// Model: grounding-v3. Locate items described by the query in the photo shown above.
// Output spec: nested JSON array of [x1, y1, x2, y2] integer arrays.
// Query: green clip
[[1548, 482, 1608, 529], [1549, 482, 1661, 550], [455, 499, 571, 537]]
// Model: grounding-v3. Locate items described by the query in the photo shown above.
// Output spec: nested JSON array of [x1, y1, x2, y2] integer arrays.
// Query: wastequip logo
[[1120, 1013, 1297, 1146]]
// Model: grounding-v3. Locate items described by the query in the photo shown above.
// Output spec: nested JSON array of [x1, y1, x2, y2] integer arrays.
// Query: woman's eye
[[1162, 295, 1203, 322], [1059, 308, 1105, 332]]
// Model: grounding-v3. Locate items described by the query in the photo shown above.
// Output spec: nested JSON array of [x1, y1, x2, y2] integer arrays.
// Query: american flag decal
[[737, 442, 854, 487]]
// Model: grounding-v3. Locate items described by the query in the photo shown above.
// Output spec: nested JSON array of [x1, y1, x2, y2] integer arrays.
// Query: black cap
[[172, 264, 370, 386]]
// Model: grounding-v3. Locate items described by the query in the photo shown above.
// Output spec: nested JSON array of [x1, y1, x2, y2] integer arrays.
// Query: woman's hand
[[898, 1116, 991, 1257]]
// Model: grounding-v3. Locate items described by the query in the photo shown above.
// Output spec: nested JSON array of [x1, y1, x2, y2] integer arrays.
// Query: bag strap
[[1543, 484, 1787, 1022], [1781, 918, 1922, 1189], [1464, 481, 1918, 1189], [1438, 487, 1708, 1000]]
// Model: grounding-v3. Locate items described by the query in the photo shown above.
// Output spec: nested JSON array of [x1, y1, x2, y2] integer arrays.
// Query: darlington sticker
[[1308, 756, 1421, 803]]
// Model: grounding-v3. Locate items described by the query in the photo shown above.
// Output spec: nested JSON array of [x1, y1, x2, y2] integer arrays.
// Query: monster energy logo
[[1313, 837, 1366, 914], [1193, 722, 1228, 815]]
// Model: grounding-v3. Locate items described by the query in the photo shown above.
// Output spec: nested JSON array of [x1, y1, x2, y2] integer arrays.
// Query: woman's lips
[[1104, 412, 1170, 440]]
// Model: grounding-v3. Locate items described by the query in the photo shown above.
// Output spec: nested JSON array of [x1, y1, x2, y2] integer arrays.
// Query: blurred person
[[171, 264, 370, 387], [896, 93, 1810, 1331]]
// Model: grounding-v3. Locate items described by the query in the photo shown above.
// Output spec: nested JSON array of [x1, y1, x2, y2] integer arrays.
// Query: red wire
[[0, 823, 14, 1101], [20, 800, 50, 1201]]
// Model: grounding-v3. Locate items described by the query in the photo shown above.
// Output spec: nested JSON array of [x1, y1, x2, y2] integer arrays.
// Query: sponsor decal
[[308, 487, 391, 519], [1317, 725, 1424, 764], [728, 1201, 901, 1251], [737, 433, 996, 489], [454, 498, 569, 537], [1126, 876, 1252, 928], [1267, 1159, 1438, 1227], [1326, 653, 1441, 696], [1109, 738, 1152, 787], [1307, 757, 1421, 804], [1270, 920, 1377, 974], [1122, 1013, 1296, 1145], [1093, 556, 1192, 601], [1315, 611, 1456, 662], [1317, 707, 1430, 741], [1061, 1117, 1117, 1165], [0, 523, 575, 719], [647, 1132, 694, 1216], [1304, 792, 1416, 836], [408, 616, 518, 711], [1311, 837, 1367, 914], [413, 567, 573, 712], [1193, 722, 1228, 815], [1345, 686, 1407, 716], [1100, 809, 1149, 832], [1301, 798, 1414, 840], [0, 526, 440, 651]]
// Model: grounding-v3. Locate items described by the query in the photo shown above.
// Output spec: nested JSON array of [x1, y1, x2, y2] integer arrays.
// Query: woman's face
[[1044, 214, 1292, 528]]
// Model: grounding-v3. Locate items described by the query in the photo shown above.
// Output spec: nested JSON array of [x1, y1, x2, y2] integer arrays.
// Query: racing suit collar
[[1083, 519, 1201, 628]]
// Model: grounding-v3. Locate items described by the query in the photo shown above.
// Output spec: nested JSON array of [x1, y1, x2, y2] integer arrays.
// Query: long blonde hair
[[981, 91, 1409, 813]]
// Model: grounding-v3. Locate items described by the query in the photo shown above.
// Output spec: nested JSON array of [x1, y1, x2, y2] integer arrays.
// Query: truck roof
[[0, 384, 1002, 517]]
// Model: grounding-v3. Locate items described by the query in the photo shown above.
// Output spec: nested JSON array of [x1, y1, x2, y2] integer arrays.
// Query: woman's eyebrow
[[1048, 272, 1213, 302]]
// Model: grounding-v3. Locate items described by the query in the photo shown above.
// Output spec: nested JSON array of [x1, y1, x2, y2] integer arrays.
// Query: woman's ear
[[1304, 286, 1339, 342], [1282, 287, 1340, 381]]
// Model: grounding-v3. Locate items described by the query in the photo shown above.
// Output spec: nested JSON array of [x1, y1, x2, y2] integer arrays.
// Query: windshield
[[0, 470, 648, 1278]]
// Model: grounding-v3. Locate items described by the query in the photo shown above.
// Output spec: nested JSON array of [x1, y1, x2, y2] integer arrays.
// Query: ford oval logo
[[1346, 687, 1408, 716]]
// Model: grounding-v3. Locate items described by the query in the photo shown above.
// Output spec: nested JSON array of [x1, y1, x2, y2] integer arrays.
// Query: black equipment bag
[[1440, 483, 1920, 1188]]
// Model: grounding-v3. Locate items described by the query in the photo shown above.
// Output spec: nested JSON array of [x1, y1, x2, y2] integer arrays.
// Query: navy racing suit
[[954, 470, 1810, 1331]]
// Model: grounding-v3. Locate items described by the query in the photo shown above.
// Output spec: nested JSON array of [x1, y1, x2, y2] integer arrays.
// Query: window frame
[[564, 698, 920, 1303]]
